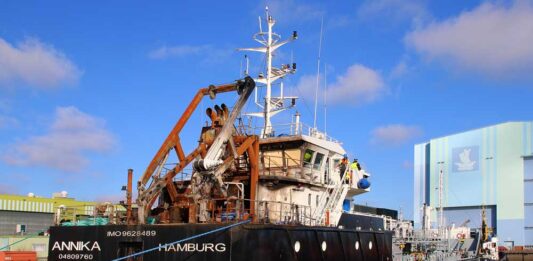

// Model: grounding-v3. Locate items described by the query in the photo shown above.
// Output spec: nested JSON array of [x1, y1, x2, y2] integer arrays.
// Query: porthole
[[321, 241, 327, 251], [355, 241, 359, 250], [369, 241, 373, 250], [294, 241, 301, 253]]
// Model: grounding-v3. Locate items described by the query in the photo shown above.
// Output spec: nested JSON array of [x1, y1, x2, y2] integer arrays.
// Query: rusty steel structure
[[126, 168, 133, 224], [136, 76, 259, 224]]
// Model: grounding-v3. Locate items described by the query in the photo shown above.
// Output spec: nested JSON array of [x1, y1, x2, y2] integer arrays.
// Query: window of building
[[308, 194, 311, 206]]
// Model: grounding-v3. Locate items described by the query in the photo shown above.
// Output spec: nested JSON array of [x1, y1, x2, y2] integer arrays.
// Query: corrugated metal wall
[[0, 199, 54, 213], [0, 210, 53, 235], [414, 122, 533, 245]]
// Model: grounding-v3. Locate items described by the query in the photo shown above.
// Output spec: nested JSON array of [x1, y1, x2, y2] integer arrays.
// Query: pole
[[126, 169, 133, 224], [437, 161, 445, 237], [439, 168, 443, 234], [313, 16, 324, 130], [324, 63, 327, 136], [264, 13, 273, 137]]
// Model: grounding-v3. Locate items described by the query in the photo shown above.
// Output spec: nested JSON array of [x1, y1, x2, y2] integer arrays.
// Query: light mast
[[238, 7, 298, 138]]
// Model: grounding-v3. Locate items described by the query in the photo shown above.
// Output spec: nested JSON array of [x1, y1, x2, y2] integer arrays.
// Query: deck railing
[[204, 198, 314, 226], [242, 121, 341, 143]]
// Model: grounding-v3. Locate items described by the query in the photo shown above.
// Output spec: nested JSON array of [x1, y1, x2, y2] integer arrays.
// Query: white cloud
[[260, 0, 324, 24], [0, 183, 18, 194], [293, 74, 318, 100], [94, 194, 127, 203], [391, 60, 409, 78], [148, 44, 233, 64], [405, 1, 533, 77], [3, 107, 115, 172], [148, 45, 210, 59], [0, 99, 11, 112], [357, 0, 430, 27], [0, 37, 81, 88], [371, 124, 422, 146], [402, 160, 414, 169], [296, 64, 386, 105], [94, 191, 138, 203], [328, 65, 386, 103], [0, 115, 19, 129]]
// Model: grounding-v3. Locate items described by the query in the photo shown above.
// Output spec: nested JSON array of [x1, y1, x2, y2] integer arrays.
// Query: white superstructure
[[239, 7, 372, 226]]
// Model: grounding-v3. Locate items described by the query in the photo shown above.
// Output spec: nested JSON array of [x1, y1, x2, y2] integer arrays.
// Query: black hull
[[48, 224, 392, 261]]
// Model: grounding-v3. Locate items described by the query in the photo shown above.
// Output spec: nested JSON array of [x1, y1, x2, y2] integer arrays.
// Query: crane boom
[[136, 76, 255, 223]]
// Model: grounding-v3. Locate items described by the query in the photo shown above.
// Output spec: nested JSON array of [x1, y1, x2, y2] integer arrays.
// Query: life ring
[[456, 233, 465, 239]]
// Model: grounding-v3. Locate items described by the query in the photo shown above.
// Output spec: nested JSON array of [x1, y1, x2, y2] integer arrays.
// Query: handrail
[[311, 166, 351, 225], [244, 121, 341, 143], [204, 198, 313, 225]]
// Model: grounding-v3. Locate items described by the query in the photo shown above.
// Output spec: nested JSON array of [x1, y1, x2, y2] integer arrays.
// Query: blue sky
[[1, 0, 532, 220]]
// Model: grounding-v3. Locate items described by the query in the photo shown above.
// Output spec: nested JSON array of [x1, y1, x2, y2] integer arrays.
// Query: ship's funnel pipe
[[126, 169, 133, 224], [206, 107, 218, 125], [214, 105, 222, 117], [221, 103, 229, 121], [214, 105, 223, 125]]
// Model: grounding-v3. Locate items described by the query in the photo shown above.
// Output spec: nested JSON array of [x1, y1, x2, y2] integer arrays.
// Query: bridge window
[[313, 153, 324, 170], [303, 149, 315, 168], [303, 149, 314, 163], [333, 159, 340, 167]]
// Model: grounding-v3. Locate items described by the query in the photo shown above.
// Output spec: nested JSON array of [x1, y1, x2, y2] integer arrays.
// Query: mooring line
[[112, 219, 251, 261], [0, 230, 47, 251]]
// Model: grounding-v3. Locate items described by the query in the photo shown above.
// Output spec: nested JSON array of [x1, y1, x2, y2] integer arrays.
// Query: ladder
[[312, 167, 350, 225], [324, 181, 349, 219]]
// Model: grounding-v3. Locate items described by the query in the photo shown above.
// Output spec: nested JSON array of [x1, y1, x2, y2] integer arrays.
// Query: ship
[[48, 8, 393, 261], [389, 204, 499, 260]]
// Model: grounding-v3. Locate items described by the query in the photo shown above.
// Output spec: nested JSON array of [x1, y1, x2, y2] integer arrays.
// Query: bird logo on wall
[[455, 148, 477, 171]]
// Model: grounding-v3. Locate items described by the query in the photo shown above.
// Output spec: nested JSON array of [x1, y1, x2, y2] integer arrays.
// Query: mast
[[265, 12, 274, 136], [238, 7, 298, 138], [324, 63, 327, 136], [437, 161, 446, 237], [439, 168, 444, 235], [313, 17, 324, 130]]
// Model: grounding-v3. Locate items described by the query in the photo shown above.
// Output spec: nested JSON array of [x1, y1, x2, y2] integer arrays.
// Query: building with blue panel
[[414, 122, 533, 247]]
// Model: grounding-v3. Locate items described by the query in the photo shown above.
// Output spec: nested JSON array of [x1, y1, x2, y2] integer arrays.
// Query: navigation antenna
[[313, 16, 324, 130], [324, 63, 327, 136], [238, 6, 298, 138]]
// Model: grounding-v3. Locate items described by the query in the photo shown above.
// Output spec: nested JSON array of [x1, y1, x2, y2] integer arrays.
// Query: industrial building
[[0, 192, 126, 259], [0, 192, 106, 235], [414, 121, 533, 248]]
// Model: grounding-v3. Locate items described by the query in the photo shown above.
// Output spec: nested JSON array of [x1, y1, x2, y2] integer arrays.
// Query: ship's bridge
[[244, 121, 370, 196]]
